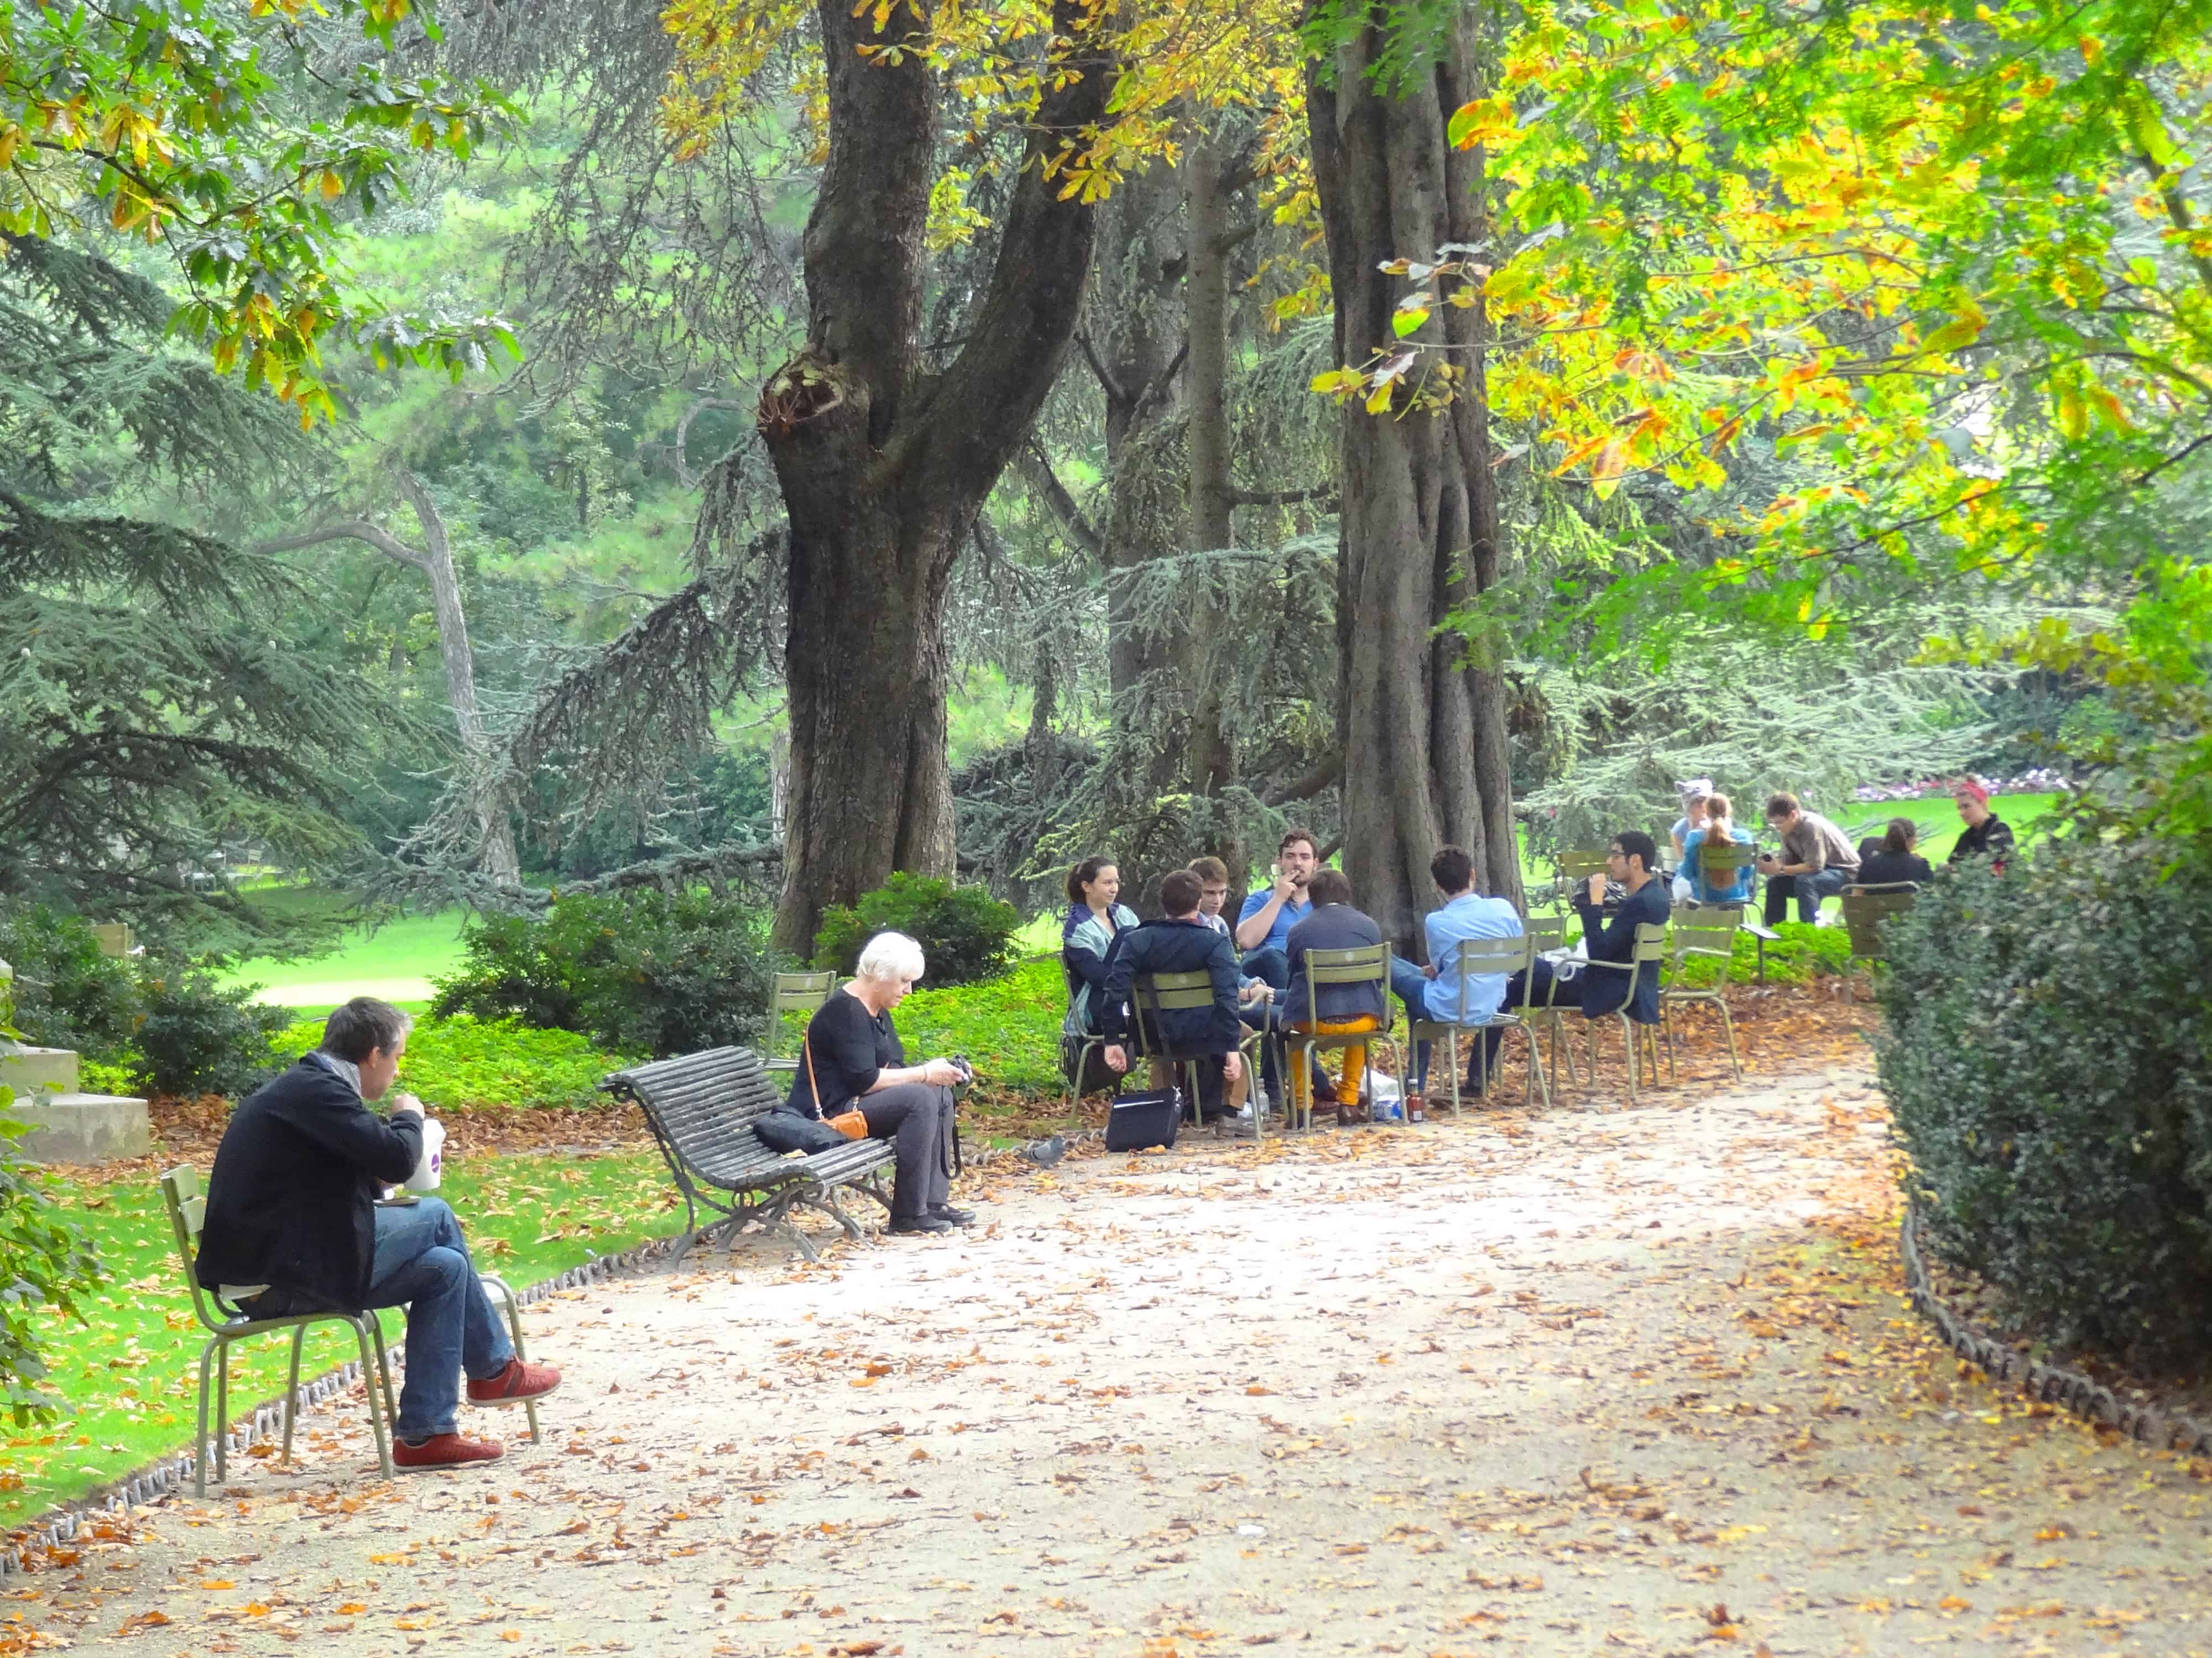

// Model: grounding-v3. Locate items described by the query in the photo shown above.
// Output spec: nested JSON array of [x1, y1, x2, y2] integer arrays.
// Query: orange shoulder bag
[[804, 1040, 870, 1140]]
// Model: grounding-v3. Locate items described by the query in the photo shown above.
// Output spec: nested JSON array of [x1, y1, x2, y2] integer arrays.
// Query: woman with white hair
[[786, 932, 970, 1235]]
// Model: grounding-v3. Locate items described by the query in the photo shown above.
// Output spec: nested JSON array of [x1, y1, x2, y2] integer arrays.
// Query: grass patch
[[0, 1150, 677, 1530], [268, 1016, 644, 1112], [217, 896, 474, 1012]]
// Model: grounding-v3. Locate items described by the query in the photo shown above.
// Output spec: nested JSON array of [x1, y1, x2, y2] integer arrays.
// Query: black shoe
[[927, 1204, 975, 1226], [889, 1215, 954, 1235]]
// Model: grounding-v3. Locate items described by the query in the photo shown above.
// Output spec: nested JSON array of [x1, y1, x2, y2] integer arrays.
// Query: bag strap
[[802, 1037, 825, 1118]]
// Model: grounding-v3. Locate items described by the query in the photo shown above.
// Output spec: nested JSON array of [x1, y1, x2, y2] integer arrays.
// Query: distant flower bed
[[1853, 769, 2070, 803]]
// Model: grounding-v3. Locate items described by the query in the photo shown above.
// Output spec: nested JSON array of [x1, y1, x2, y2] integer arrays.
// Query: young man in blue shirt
[[1234, 827, 1319, 990], [1392, 845, 1524, 1115]]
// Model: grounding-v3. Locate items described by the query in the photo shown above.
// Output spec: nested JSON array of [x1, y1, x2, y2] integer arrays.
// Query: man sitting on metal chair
[[1282, 869, 1388, 1127], [1099, 870, 1253, 1128], [1399, 844, 1524, 1112], [1485, 830, 1672, 1068], [195, 997, 562, 1471]]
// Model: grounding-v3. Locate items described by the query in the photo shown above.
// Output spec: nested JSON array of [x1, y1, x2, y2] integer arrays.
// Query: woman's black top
[[786, 991, 903, 1118], [1855, 850, 1934, 887]]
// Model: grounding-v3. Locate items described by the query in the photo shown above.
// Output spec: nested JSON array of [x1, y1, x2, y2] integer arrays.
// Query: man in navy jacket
[[1485, 830, 1670, 1078], [197, 997, 561, 1471], [1099, 869, 1250, 1122]]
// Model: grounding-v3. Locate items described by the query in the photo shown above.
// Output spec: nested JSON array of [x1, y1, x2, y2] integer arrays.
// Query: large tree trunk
[[1306, 4, 1520, 948], [1181, 137, 1241, 872], [764, 0, 1110, 953]]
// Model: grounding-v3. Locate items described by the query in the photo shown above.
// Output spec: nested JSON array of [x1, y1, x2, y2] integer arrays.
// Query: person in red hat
[[1947, 780, 2016, 870]]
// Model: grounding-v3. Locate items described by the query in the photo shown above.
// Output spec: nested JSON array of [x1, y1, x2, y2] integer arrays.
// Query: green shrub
[[892, 954, 1063, 1093], [269, 1013, 641, 1110], [0, 1097, 100, 1425], [431, 888, 779, 1058], [812, 874, 1021, 987], [1876, 842, 2212, 1363], [0, 905, 139, 1060], [129, 967, 295, 1098]]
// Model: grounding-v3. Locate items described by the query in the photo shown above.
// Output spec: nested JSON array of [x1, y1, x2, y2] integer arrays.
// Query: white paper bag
[[405, 1117, 446, 1191]]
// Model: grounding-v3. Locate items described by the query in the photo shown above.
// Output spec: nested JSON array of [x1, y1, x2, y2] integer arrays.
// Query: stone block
[[0, 1047, 79, 1096], [9, 1093, 150, 1165]]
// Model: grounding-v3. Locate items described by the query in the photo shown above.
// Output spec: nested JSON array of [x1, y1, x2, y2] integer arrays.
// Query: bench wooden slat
[[602, 1047, 898, 1262]]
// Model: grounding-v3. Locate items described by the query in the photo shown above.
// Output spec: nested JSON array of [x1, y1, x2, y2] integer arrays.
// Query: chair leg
[[214, 1339, 231, 1486], [1718, 998, 1742, 1080], [1441, 1033, 1460, 1120], [1663, 1008, 1679, 1085], [1618, 1015, 1637, 1107], [194, 1335, 221, 1498], [282, 1323, 308, 1466], [353, 1316, 395, 1479], [1522, 1027, 1551, 1110], [369, 1315, 399, 1425], [482, 1275, 541, 1445]]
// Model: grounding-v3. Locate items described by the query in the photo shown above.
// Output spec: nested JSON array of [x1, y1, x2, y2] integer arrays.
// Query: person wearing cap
[[1670, 780, 1713, 902], [1947, 781, 2016, 870]]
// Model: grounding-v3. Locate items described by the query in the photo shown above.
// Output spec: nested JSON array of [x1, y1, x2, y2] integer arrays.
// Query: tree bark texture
[[763, 0, 1111, 953], [1306, 7, 1521, 948], [1181, 137, 1240, 863], [258, 474, 521, 882]]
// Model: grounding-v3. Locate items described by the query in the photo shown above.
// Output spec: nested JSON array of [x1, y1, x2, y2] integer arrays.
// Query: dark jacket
[[1098, 917, 1243, 1054], [1948, 814, 2015, 867], [1856, 850, 1934, 887], [1574, 878, 1670, 1022], [195, 1056, 424, 1312], [786, 989, 903, 1117], [1283, 904, 1387, 1026]]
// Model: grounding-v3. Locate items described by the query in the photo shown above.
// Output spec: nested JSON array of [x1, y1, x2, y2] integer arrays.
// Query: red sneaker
[[394, 1432, 504, 1471], [466, 1357, 563, 1408]]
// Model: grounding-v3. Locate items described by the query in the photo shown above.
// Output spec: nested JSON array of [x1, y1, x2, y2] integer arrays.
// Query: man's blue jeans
[[1387, 959, 1434, 1091], [366, 1197, 513, 1442], [1241, 946, 1290, 991], [1763, 866, 1849, 926]]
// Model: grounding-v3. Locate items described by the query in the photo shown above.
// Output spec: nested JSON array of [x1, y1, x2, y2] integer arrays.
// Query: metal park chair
[[1660, 907, 1743, 1081], [1130, 970, 1269, 1138], [1282, 945, 1406, 1132], [1407, 934, 1551, 1116], [764, 970, 838, 1074], [1579, 922, 1670, 1107]]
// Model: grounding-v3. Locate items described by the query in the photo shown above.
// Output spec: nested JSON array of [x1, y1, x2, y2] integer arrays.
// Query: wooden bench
[[600, 1047, 896, 1264]]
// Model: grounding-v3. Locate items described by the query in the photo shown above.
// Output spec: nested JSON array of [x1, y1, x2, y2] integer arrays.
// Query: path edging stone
[[1900, 1197, 2212, 1458], [0, 1222, 721, 1573]]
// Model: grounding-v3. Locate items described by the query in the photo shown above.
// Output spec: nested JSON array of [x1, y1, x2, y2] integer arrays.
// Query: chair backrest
[[766, 971, 838, 1060], [1699, 839, 1756, 874], [1669, 907, 1740, 982], [1442, 935, 1533, 1022], [1556, 850, 1609, 884], [1131, 969, 1223, 1059], [1839, 886, 1917, 961], [603, 1047, 786, 1165], [1301, 944, 1390, 986], [159, 1165, 228, 1333], [1524, 917, 1568, 953]]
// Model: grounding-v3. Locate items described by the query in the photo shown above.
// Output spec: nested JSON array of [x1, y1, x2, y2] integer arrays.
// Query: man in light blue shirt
[[1390, 844, 1524, 1111]]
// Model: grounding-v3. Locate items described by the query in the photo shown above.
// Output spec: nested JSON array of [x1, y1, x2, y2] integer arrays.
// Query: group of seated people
[[1666, 777, 2016, 927], [1061, 827, 1673, 1127]]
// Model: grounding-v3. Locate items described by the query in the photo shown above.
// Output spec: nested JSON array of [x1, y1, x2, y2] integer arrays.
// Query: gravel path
[[23, 1063, 2212, 1657]]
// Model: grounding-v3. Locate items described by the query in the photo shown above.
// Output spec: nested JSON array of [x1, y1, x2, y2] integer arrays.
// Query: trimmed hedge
[[1876, 841, 2212, 1362]]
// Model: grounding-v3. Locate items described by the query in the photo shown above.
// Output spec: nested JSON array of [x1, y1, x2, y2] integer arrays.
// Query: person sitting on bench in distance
[[1234, 827, 1319, 993], [194, 997, 562, 1472], [1857, 817, 1936, 887], [1485, 830, 1671, 1075], [1061, 855, 1139, 1040], [1098, 869, 1251, 1127], [1282, 868, 1387, 1127], [1757, 792, 1860, 925], [787, 931, 971, 1236]]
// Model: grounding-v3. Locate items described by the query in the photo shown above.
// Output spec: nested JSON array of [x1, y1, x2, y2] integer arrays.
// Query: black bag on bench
[[754, 1111, 852, 1156], [1103, 1088, 1181, 1153]]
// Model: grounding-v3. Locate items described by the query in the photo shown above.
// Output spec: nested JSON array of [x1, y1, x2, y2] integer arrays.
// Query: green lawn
[[1, 1150, 677, 1529], [218, 892, 474, 1013]]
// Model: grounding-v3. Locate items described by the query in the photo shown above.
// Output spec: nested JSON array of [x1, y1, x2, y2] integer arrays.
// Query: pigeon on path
[[1019, 1135, 1068, 1168]]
